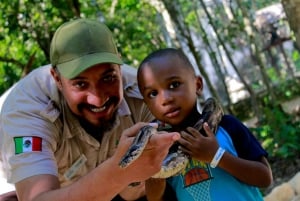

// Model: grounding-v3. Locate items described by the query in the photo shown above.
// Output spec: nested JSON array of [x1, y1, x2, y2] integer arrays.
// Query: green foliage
[[254, 0, 281, 9], [266, 67, 279, 82], [0, 0, 170, 95], [0, 64, 20, 93], [251, 104, 300, 158], [0, 0, 71, 94], [251, 79, 300, 159], [274, 79, 300, 101], [106, 0, 166, 66], [237, 77, 300, 159], [292, 50, 300, 71]]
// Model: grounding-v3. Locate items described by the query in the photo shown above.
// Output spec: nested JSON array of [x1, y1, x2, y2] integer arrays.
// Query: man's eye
[[170, 81, 180, 89], [148, 91, 158, 98], [103, 75, 117, 82], [74, 82, 86, 89]]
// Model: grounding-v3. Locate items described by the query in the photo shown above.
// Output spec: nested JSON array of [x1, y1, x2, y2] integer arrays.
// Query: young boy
[[137, 48, 273, 201]]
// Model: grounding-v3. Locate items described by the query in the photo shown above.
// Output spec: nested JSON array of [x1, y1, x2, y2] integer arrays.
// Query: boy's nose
[[161, 91, 173, 105]]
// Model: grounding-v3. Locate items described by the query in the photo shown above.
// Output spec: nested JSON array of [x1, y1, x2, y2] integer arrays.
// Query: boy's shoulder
[[219, 114, 245, 131], [219, 114, 268, 160], [219, 114, 253, 143]]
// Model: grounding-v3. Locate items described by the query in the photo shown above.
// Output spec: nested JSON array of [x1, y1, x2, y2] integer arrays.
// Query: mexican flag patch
[[14, 136, 42, 154]]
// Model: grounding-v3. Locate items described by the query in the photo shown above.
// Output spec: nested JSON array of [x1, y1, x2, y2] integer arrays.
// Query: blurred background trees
[[0, 0, 299, 159]]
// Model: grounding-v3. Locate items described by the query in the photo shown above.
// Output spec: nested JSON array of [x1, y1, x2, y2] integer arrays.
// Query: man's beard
[[79, 110, 118, 142]]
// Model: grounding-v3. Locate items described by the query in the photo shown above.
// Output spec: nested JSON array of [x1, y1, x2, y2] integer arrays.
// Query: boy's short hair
[[138, 48, 195, 73]]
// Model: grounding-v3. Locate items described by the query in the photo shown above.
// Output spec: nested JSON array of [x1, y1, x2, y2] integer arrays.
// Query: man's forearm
[[17, 157, 129, 201]]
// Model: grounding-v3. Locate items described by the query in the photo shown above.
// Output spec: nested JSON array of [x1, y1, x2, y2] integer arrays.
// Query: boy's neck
[[173, 106, 201, 131]]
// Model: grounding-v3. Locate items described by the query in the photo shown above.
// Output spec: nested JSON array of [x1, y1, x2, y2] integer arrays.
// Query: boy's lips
[[164, 108, 180, 118]]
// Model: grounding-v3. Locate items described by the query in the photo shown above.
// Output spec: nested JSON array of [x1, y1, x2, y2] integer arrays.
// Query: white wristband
[[210, 147, 225, 168]]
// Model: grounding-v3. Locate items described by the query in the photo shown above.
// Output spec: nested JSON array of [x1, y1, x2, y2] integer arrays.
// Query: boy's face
[[138, 56, 203, 126], [51, 63, 123, 129]]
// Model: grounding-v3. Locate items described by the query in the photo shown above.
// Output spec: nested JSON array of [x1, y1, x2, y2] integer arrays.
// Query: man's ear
[[50, 67, 62, 90], [196, 75, 203, 96]]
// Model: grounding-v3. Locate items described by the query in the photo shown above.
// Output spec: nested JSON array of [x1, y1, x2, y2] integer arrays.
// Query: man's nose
[[87, 88, 108, 107]]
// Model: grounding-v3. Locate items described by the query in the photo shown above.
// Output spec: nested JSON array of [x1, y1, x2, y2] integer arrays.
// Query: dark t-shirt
[[219, 115, 268, 161]]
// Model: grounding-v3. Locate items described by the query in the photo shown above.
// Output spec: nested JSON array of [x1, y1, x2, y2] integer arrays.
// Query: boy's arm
[[216, 115, 273, 187], [179, 122, 273, 188], [217, 153, 273, 188]]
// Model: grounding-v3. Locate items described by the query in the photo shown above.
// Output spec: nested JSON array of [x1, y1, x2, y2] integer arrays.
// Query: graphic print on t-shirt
[[182, 159, 213, 201], [183, 159, 212, 187]]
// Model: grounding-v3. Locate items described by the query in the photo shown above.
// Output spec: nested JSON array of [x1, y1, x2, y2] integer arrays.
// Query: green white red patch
[[14, 136, 42, 154]]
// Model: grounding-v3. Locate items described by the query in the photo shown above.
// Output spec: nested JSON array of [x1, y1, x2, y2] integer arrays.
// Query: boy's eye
[[148, 90, 158, 98], [170, 81, 180, 89]]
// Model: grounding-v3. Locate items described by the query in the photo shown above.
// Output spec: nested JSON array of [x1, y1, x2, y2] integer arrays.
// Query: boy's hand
[[178, 122, 219, 163]]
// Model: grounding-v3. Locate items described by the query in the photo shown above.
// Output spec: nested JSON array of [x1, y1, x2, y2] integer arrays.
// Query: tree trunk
[[198, 0, 261, 116], [161, 0, 222, 102], [282, 0, 300, 48], [235, 0, 276, 109], [193, 5, 232, 107]]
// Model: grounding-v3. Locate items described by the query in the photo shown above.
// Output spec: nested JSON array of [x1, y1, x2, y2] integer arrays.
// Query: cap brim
[[57, 52, 123, 79]]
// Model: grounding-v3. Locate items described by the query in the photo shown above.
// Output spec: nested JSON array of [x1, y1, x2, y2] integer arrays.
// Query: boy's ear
[[196, 76, 203, 96]]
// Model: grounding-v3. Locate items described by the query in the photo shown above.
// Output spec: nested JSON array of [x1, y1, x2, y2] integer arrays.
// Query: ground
[[263, 155, 300, 195]]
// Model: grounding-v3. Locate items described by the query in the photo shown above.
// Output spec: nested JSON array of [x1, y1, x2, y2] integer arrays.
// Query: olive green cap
[[50, 18, 123, 79]]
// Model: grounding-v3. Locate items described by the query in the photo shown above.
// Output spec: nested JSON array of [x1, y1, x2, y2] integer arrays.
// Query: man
[[0, 18, 180, 201]]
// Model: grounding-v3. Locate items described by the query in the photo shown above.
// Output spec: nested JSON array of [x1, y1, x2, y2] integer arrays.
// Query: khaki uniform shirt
[[0, 64, 153, 187]]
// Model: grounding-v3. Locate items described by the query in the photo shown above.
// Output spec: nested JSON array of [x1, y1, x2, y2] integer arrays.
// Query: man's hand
[[115, 122, 180, 182]]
